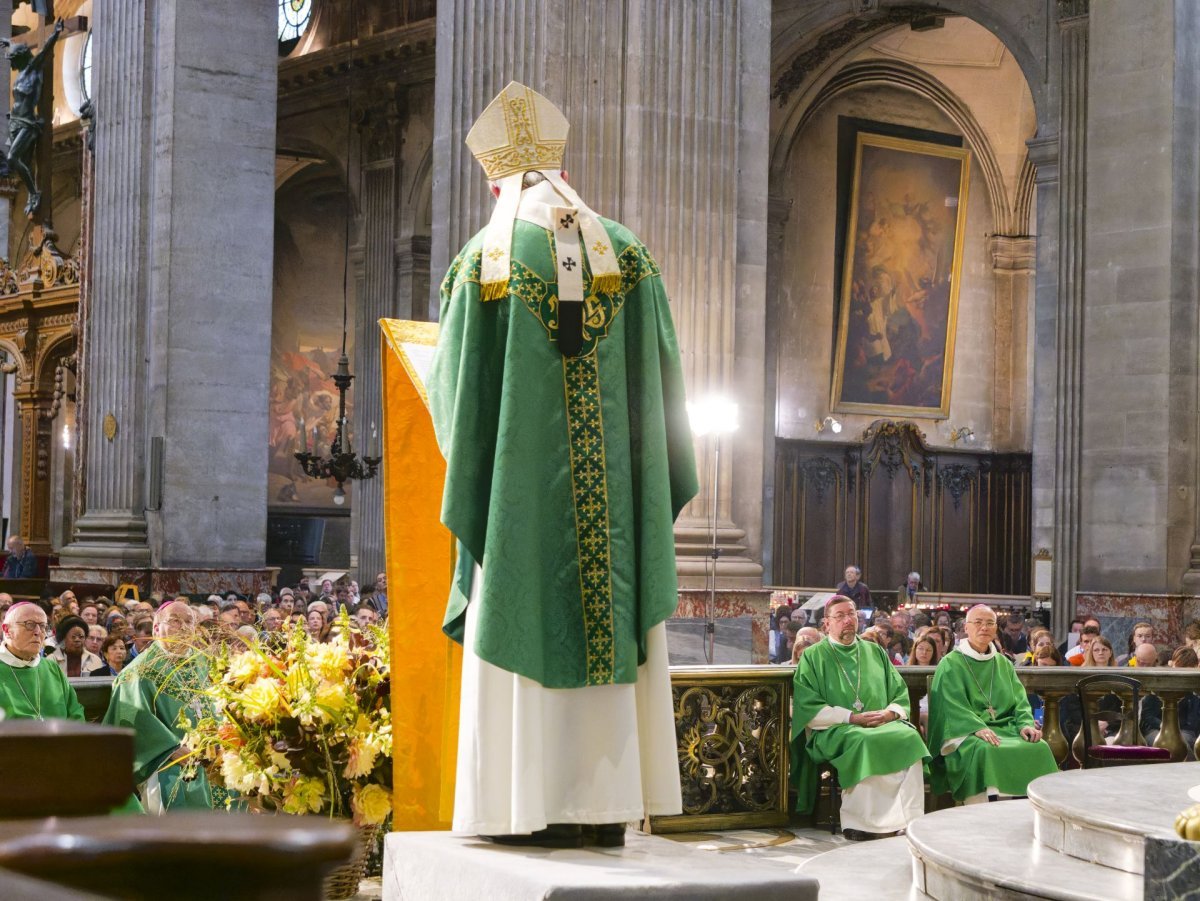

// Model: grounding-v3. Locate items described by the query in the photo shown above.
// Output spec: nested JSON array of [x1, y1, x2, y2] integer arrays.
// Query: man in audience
[[79, 602, 99, 626], [1118, 622, 1154, 665], [790, 595, 929, 841], [835, 565, 871, 608], [890, 610, 913, 640], [1, 535, 36, 578], [1066, 623, 1101, 666], [927, 605, 1058, 804], [896, 572, 922, 606], [0, 602, 84, 720], [103, 601, 227, 811], [368, 571, 388, 617], [354, 606, 379, 630], [277, 589, 296, 617], [1131, 642, 1159, 668], [128, 615, 155, 659], [1000, 613, 1029, 656]]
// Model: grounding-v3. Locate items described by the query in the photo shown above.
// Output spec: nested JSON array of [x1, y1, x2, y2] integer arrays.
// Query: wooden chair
[[1075, 673, 1172, 768]]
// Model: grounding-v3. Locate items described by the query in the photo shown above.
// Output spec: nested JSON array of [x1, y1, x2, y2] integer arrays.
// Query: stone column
[[988, 235, 1036, 451], [758, 194, 792, 581], [59, 0, 154, 566], [432, 0, 771, 586], [1051, 0, 1088, 619], [145, 0, 277, 568], [62, 0, 278, 571], [352, 88, 402, 587]]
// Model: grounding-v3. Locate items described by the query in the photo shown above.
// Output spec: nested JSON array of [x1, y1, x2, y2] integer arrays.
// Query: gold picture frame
[[830, 132, 972, 419]]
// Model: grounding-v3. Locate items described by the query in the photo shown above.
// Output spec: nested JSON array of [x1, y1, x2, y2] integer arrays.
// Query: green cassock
[[790, 637, 930, 814], [103, 642, 233, 810], [0, 655, 85, 721], [429, 216, 698, 689], [926, 647, 1059, 800]]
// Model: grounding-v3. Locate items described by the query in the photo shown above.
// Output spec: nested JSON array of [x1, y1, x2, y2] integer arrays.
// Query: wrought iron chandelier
[[293, 20, 379, 506]]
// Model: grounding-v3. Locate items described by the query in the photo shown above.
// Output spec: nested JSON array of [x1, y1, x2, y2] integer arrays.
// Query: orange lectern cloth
[[380, 318, 461, 829]]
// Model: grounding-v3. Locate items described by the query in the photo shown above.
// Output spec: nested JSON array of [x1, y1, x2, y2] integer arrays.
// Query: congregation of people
[[0, 554, 390, 813], [780, 566, 1200, 842]]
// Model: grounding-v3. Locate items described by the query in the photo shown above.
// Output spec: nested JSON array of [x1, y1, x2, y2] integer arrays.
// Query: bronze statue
[[1, 20, 64, 216]]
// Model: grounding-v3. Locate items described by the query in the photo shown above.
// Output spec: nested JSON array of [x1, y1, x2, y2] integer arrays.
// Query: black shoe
[[484, 824, 584, 848], [842, 828, 895, 842], [582, 823, 626, 847]]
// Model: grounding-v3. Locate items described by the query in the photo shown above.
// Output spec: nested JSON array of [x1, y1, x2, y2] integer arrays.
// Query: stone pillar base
[[675, 524, 764, 590], [57, 512, 152, 567], [48, 564, 279, 598]]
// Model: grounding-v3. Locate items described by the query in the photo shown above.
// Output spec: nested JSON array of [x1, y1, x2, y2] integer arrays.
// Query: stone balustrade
[[651, 664, 1200, 833]]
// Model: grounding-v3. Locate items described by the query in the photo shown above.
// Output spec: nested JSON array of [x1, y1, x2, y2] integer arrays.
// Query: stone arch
[[770, 1, 1049, 129], [777, 58, 1023, 236]]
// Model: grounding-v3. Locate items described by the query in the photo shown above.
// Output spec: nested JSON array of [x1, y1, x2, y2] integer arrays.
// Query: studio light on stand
[[687, 396, 739, 664]]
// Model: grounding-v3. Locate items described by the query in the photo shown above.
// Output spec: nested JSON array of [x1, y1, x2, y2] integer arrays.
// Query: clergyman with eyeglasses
[[926, 604, 1058, 803], [0, 601, 85, 721], [790, 595, 930, 841]]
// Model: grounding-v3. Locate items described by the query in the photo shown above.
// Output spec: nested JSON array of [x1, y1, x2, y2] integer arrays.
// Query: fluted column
[[988, 236, 1036, 451], [1051, 0, 1088, 621], [60, 0, 153, 565], [432, 0, 771, 585], [353, 92, 402, 588]]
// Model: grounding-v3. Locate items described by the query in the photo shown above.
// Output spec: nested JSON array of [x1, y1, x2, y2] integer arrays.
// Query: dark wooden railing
[[651, 664, 1200, 833]]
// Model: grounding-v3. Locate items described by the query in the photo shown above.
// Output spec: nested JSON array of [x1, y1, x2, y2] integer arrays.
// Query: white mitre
[[465, 81, 620, 301]]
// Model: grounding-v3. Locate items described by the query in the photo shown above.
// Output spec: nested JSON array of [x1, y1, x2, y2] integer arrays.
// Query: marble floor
[[659, 824, 853, 868]]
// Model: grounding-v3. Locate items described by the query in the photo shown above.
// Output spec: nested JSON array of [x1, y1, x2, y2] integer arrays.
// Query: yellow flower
[[282, 775, 326, 815], [351, 783, 391, 826], [220, 752, 263, 794], [240, 676, 287, 723], [313, 680, 348, 721], [343, 737, 378, 779], [307, 642, 351, 682], [224, 651, 261, 687]]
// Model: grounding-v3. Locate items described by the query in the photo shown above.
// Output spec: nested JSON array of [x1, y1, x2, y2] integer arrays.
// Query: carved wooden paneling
[[773, 420, 1031, 598]]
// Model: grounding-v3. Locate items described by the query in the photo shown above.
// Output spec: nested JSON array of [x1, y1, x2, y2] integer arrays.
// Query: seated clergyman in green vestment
[[927, 604, 1058, 803], [791, 595, 930, 841], [429, 82, 698, 847], [103, 601, 229, 812], [0, 602, 85, 721]]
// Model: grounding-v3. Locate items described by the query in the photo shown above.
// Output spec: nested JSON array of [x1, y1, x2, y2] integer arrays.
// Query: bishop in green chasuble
[[790, 596, 929, 838], [927, 605, 1058, 802], [0, 603, 85, 722], [426, 82, 697, 838], [103, 602, 231, 812]]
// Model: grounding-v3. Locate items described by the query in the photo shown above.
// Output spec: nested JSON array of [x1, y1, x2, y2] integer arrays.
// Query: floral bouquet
[[183, 614, 392, 828]]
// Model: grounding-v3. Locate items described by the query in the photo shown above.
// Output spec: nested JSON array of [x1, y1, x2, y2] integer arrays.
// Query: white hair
[[3, 602, 42, 626]]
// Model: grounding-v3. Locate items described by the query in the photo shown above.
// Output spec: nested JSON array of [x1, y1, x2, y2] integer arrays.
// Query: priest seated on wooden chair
[[790, 595, 930, 842], [926, 604, 1059, 804]]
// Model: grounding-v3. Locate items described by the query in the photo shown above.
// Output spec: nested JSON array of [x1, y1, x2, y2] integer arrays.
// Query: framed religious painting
[[830, 132, 972, 419]]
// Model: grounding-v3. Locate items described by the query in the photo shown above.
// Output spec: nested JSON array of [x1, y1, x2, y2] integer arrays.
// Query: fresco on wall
[[268, 346, 354, 508], [831, 132, 971, 418]]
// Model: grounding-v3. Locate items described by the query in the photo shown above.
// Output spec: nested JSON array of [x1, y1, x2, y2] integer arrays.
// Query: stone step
[[1028, 762, 1192, 875], [382, 831, 820, 900], [907, 800, 1143, 901], [798, 835, 931, 900]]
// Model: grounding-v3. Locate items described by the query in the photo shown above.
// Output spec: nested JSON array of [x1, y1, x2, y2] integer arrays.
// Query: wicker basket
[[323, 823, 380, 900]]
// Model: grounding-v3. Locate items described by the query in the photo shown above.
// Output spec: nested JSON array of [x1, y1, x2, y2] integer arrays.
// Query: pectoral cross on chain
[[853, 699, 864, 712], [986, 705, 997, 720]]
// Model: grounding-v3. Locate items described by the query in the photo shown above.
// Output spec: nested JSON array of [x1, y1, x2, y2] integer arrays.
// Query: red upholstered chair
[[1075, 673, 1172, 768]]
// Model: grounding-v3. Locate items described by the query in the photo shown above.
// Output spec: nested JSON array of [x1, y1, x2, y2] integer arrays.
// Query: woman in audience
[[908, 635, 940, 667], [1083, 636, 1116, 667], [1170, 646, 1199, 668], [1033, 644, 1062, 666], [48, 615, 102, 677], [89, 636, 128, 676], [887, 633, 911, 665], [306, 609, 330, 643]]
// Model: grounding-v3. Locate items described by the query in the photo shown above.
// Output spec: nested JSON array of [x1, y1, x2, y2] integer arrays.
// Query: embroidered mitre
[[465, 81, 621, 302]]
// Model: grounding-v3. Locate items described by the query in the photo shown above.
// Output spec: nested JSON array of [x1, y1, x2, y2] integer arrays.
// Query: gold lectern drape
[[380, 318, 461, 829]]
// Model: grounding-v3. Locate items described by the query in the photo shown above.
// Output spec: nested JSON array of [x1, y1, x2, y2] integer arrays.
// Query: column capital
[[988, 235, 1037, 273], [1057, 0, 1089, 25], [1026, 135, 1059, 185]]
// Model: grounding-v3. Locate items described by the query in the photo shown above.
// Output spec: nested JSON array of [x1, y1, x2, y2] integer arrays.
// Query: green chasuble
[[926, 645, 1058, 800], [429, 215, 698, 688], [103, 643, 231, 810], [0, 654, 85, 721], [790, 637, 929, 814]]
